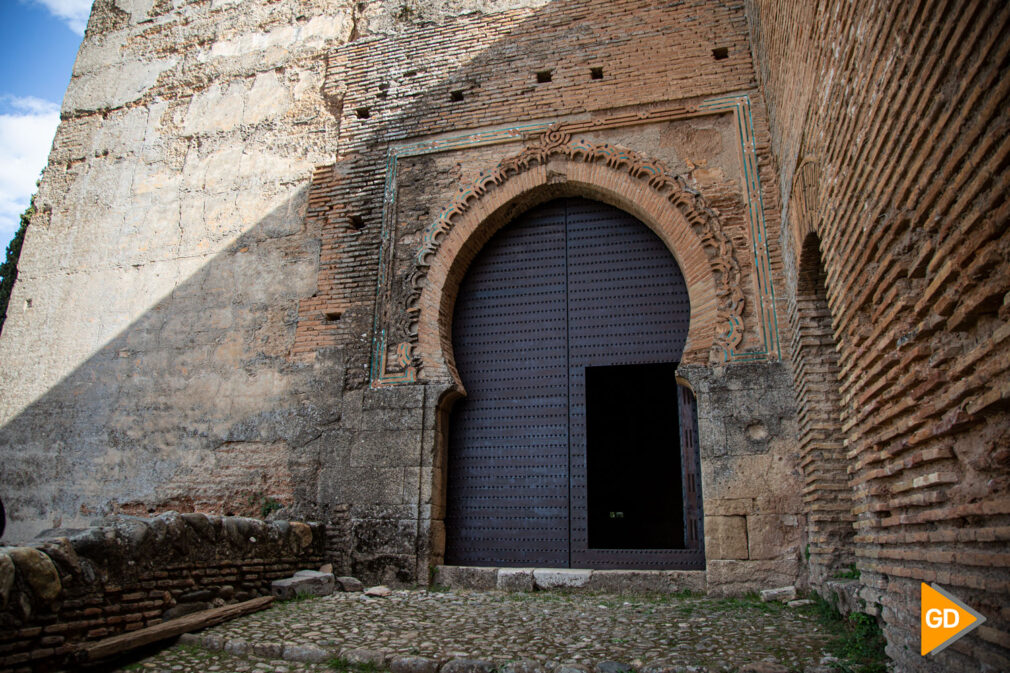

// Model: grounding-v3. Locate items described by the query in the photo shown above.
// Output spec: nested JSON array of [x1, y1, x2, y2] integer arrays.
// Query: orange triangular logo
[[921, 583, 986, 655]]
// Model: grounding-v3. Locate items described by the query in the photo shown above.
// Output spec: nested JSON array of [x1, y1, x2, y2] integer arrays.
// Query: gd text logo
[[920, 583, 986, 656]]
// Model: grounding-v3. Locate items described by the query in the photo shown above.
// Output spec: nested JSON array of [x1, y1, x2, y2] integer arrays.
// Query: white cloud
[[33, 0, 95, 36], [0, 96, 61, 246]]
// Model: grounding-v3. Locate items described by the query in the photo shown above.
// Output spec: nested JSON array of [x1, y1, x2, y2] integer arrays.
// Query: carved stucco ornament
[[403, 129, 746, 367]]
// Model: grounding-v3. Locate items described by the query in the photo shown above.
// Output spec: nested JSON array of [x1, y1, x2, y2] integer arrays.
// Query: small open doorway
[[587, 362, 684, 549]]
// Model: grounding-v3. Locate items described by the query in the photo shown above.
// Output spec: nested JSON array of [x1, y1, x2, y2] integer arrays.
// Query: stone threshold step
[[434, 566, 706, 593]]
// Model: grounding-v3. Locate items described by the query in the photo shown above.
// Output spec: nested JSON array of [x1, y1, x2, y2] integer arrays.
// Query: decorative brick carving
[[407, 129, 746, 375]]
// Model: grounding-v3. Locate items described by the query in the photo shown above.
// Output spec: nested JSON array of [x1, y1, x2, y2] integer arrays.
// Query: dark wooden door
[[446, 198, 703, 568], [445, 201, 570, 566]]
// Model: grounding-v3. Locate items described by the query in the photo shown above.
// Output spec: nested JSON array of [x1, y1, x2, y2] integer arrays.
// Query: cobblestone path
[[114, 589, 840, 673]]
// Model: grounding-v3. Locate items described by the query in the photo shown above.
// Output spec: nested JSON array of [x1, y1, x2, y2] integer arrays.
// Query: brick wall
[[0, 514, 324, 672], [295, 0, 759, 368], [748, 0, 1010, 669]]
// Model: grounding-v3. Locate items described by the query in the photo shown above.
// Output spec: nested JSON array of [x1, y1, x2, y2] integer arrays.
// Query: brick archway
[[785, 158, 855, 584], [413, 133, 741, 390]]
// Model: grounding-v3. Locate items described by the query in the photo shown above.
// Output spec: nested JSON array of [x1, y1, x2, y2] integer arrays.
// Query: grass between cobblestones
[[805, 596, 887, 673]]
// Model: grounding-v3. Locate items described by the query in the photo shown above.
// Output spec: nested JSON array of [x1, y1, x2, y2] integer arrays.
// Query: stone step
[[435, 565, 706, 593]]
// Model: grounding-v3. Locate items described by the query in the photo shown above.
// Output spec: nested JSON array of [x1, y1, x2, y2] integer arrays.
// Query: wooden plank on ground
[[82, 595, 275, 662]]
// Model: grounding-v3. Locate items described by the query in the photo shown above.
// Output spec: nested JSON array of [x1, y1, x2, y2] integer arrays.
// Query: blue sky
[[0, 0, 91, 252]]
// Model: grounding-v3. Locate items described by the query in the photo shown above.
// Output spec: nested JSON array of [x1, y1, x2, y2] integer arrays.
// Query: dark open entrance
[[586, 363, 683, 550]]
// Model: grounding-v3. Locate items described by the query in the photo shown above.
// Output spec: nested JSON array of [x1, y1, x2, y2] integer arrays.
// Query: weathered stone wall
[[0, 0, 356, 540], [0, 513, 324, 672], [748, 0, 1010, 670], [682, 363, 805, 595]]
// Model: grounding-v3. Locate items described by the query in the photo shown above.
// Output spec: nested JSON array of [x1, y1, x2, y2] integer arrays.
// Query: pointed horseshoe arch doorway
[[445, 197, 704, 569]]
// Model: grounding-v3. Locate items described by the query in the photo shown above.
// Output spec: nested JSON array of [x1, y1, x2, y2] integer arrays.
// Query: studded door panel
[[446, 198, 703, 569], [446, 202, 570, 566]]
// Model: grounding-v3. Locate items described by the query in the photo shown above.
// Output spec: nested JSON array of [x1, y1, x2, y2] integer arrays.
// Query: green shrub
[[807, 594, 887, 673], [0, 196, 34, 335]]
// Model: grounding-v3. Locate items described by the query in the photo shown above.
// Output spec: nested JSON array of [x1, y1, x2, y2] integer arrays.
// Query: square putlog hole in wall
[[324, 311, 342, 322], [355, 107, 371, 119], [590, 67, 604, 80], [712, 47, 729, 60], [536, 70, 553, 83], [348, 215, 365, 230], [450, 90, 464, 102]]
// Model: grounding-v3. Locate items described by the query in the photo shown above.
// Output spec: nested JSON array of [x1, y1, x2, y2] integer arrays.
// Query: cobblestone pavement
[[114, 589, 840, 673]]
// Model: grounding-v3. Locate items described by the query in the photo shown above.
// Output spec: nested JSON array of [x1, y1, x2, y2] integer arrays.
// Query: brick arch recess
[[413, 136, 741, 390], [785, 159, 855, 584]]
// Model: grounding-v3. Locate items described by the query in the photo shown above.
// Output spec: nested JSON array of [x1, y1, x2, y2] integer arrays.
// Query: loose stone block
[[759, 586, 797, 603], [496, 568, 534, 592], [336, 576, 364, 592], [364, 585, 392, 597], [532, 569, 591, 589], [270, 570, 334, 599], [821, 579, 862, 616]]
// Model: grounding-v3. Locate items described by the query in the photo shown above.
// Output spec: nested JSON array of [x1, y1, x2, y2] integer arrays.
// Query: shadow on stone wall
[[0, 187, 345, 541]]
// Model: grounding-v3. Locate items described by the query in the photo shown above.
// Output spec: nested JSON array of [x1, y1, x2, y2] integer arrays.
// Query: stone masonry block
[[705, 515, 748, 560], [496, 568, 535, 592], [533, 569, 591, 589], [585, 570, 706, 594], [350, 430, 421, 468], [434, 565, 496, 590], [706, 560, 801, 597], [748, 514, 800, 560]]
